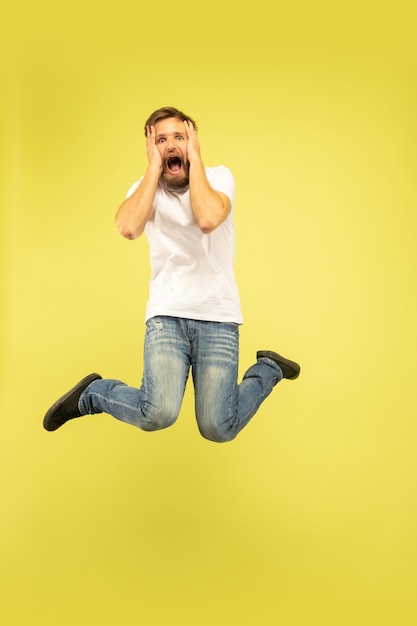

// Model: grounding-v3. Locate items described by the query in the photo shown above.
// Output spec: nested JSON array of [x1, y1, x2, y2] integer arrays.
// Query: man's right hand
[[146, 125, 163, 171]]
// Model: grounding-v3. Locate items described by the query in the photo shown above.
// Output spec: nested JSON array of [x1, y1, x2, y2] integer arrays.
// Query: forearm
[[189, 159, 230, 234], [115, 165, 160, 239]]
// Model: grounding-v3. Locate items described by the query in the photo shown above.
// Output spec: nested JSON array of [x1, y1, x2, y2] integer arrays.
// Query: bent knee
[[139, 404, 179, 432], [197, 422, 236, 444]]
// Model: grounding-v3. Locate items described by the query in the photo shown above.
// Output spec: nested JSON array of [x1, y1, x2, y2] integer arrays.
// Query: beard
[[160, 153, 190, 191]]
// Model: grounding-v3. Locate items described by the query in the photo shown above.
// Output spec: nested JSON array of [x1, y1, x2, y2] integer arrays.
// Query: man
[[43, 106, 300, 442]]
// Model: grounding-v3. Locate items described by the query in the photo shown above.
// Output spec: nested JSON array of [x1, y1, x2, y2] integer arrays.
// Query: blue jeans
[[79, 316, 283, 442]]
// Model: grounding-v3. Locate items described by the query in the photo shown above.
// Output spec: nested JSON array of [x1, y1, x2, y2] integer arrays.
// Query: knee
[[197, 422, 236, 444], [139, 403, 179, 432]]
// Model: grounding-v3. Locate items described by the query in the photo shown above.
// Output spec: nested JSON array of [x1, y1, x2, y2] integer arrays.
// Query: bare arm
[[185, 121, 231, 234], [115, 126, 161, 240]]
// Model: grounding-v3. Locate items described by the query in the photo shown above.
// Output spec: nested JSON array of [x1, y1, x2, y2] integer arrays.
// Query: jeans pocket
[[146, 317, 164, 332]]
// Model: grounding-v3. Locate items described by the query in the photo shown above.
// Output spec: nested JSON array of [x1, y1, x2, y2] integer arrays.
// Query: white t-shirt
[[126, 166, 243, 324]]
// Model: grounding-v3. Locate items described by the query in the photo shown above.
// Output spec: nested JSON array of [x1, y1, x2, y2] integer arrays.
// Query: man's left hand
[[184, 120, 201, 164]]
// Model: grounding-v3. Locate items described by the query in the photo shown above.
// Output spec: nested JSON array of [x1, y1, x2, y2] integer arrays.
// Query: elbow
[[198, 218, 217, 234], [116, 220, 141, 240], [120, 230, 136, 240], [196, 199, 230, 234]]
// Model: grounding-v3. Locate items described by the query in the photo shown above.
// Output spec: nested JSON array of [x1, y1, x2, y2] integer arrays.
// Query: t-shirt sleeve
[[125, 177, 144, 199], [207, 166, 235, 211]]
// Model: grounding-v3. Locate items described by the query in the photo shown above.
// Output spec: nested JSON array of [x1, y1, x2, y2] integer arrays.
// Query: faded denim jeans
[[79, 316, 282, 442]]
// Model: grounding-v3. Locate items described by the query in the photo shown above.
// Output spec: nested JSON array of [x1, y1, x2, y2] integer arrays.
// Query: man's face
[[154, 117, 189, 190]]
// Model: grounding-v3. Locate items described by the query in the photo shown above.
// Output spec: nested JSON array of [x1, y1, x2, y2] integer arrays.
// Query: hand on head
[[146, 124, 163, 170], [183, 119, 201, 163]]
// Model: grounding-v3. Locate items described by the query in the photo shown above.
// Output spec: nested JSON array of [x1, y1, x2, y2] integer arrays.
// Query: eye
[[157, 137, 166, 143], [176, 135, 184, 141]]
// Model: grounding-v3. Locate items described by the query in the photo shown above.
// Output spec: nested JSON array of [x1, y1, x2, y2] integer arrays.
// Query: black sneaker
[[257, 351, 300, 380], [43, 373, 102, 431]]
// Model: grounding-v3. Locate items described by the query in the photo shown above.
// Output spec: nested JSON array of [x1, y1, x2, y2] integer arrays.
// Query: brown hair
[[144, 106, 198, 135]]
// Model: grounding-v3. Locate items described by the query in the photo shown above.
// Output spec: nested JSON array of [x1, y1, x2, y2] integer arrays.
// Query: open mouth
[[167, 156, 183, 174]]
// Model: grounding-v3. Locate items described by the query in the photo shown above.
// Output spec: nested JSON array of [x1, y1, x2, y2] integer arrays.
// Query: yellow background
[[1, 0, 416, 624]]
